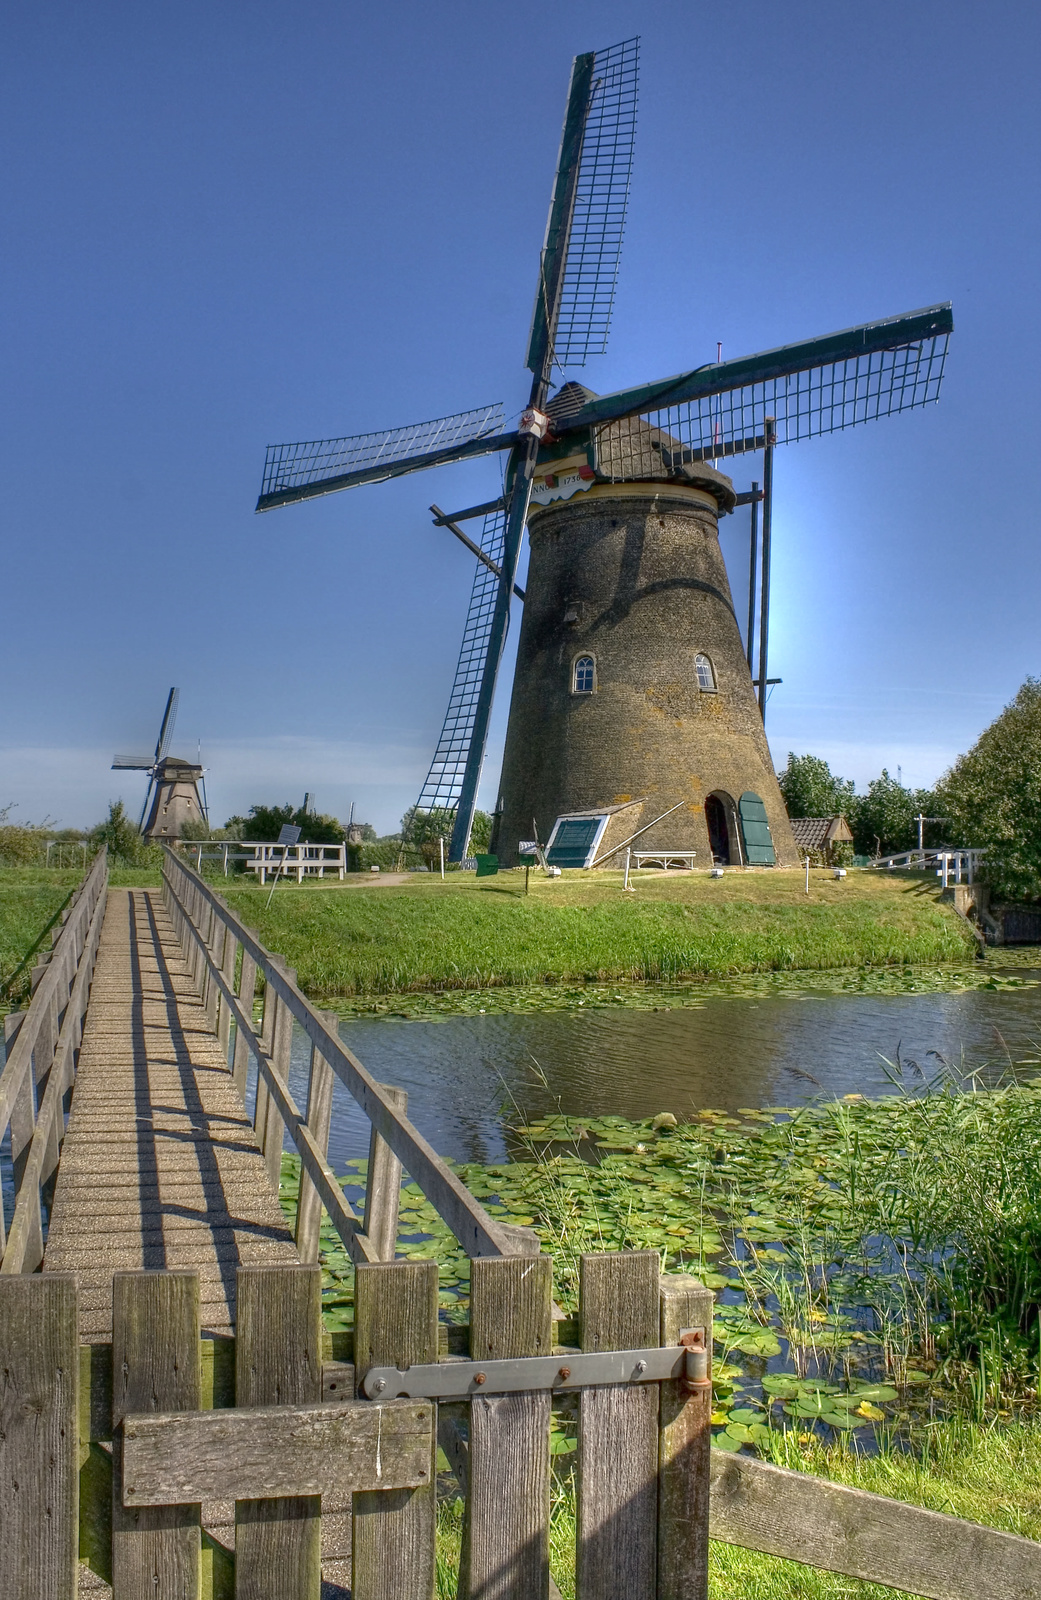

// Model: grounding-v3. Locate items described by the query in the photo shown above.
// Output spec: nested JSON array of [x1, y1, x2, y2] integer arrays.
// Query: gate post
[[658, 1276, 714, 1599]]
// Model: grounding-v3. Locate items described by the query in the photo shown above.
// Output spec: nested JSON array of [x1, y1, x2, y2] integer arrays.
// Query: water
[[281, 975, 1041, 1173]]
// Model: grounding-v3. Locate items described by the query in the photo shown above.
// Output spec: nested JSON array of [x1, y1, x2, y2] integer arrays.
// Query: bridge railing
[[160, 845, 530, 1266], [867, 847, 984, 885], [0, 845, 108, 1272]]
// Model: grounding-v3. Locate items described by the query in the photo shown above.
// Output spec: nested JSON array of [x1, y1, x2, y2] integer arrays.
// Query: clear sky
[[3, 0, 1038, 834]]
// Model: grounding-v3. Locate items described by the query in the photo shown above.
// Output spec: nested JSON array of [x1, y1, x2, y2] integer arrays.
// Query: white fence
[[184, 841, 347, 881], [868, 847, 984, 886]]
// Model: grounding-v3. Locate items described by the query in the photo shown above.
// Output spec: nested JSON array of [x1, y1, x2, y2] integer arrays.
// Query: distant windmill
[[255, 37, 951, 864], [112, 689, 207, 839]]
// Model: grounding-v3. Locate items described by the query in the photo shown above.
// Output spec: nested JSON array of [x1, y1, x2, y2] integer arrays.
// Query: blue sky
[[2, 0, 1038, 834]]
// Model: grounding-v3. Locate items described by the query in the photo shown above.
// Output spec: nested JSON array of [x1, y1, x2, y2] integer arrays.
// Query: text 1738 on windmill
[[255, 38, 951, 869]]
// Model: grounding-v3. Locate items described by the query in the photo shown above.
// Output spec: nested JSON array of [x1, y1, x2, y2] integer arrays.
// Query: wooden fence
[[3, 847, 1041, 1597], [0, 845, 107, 1274]]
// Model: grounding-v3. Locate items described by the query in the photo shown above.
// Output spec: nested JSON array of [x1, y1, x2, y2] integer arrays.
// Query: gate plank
[[709, 1451, 1041, 1600], [235, 1263, 323, 1600], [659, 1276, 713, 1600], [111, 1270, 201, 1599], [0, 1274, 79, 1600], [577, 1251, 660, 1600], [122, 1398, 432, 1501], [352, 1259, 439, 1600], [460, 1251, 553, 1600]]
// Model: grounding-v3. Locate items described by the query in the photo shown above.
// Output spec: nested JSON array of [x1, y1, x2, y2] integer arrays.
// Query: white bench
[[632, 850, 697, 871]]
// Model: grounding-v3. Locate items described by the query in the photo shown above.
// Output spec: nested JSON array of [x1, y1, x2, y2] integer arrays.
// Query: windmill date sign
[[256, 38, 951, 869]]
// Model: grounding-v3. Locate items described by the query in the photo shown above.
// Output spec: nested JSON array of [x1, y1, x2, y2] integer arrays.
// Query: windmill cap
[[156, 756, 203, 778]]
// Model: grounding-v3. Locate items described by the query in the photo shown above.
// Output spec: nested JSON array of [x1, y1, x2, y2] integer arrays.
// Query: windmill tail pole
[[757, 420, 776, 723]]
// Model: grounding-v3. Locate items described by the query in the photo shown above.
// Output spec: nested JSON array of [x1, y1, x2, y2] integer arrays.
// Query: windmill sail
[[551, 36, 639, 366], [409, 507, 508, 821], [551, 305, 952, 456], [257, 404, 508, 511]]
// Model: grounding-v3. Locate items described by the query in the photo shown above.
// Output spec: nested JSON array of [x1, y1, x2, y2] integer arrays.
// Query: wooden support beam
[[460, 1249, 553, 1600], [235, 1263, 323, 1600], [111, 1271, 201, 1597], [659, 1276, 714, 1600], [708, 1451, 1041, 1600], [577, 1251, 660, 1600], [121, 1399, 432, 1503], [352, 1260, 439, 1600], [363, 1083, 407, 1261], [0, 1274, 80, 1599]]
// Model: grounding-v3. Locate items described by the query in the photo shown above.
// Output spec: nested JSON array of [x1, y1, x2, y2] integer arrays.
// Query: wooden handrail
[[0, 846, 108, 1266], [161, 847, 520, 1260]]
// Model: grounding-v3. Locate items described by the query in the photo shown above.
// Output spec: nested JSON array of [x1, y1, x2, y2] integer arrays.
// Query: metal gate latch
[[679, 1327, 711, 1394], [362, 1345, 691, 1401]]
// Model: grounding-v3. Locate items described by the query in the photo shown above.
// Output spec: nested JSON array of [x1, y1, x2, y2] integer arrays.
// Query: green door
[[738, 792, 776, 866], [546, 818, 603, 869]]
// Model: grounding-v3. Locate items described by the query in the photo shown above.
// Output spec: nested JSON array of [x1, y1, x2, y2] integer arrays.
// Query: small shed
[[789, 815, 854, 866]]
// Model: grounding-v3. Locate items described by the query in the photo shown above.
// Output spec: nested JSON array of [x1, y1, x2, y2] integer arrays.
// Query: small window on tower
[[573, 655, 595, 694], [695, 653, 716, 691]]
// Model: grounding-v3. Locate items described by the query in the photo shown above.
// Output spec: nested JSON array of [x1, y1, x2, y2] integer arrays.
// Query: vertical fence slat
[[0, 1274, 79, 1599], [657, 1276, 713, 1600], [261, 962, 296, 1189], [232, 933, 259, 1098], [295, 1012, 339, 1263], [363, 1084, 407, 1260], [111, 1270, 201, 1598], [576, 1251, 659, 1600], [352, 1260, 438, 1600], [234, 1263, 323, 1600], [217, 925, 238, 1062], [460, 1252, 553, 1600]]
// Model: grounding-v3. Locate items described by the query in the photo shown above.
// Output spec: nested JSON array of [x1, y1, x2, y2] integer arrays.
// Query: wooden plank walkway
[[44, 887, 297, 1339]]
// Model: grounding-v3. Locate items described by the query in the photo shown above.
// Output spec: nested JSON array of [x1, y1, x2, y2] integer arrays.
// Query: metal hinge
[[361, 1332, 708, 1402]]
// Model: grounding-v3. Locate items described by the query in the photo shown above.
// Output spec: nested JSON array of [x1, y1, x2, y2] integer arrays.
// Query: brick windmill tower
[[254, 38, 951, 867]]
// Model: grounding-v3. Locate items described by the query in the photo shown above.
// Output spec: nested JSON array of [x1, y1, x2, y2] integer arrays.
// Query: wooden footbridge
[[1, 849, 1040, 1598]]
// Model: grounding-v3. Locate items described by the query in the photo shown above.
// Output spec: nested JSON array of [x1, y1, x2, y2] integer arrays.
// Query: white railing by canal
[[867, 847, 984, 886]]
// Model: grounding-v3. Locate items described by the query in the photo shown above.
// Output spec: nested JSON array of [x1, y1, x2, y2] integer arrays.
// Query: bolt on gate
[[2, 846, 1041, 1597]]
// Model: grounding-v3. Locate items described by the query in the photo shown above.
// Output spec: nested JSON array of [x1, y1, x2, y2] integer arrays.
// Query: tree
[[849, 770, 936, 858], [938, 678, 1041, 901], [778, 753, 855, 818], [401, 806, 492, 867], [90, 801, 147, 863], [223, 803, 345, 844]]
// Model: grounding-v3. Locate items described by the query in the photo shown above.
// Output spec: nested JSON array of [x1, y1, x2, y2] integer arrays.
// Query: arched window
[[695, 653, 716, 691], [573, 655, 595, 693]]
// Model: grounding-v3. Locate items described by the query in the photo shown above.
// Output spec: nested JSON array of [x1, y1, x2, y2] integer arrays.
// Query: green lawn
[[216, 868, 976, 997]]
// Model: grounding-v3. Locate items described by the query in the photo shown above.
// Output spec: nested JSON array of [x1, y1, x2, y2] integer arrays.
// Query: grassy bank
[[0, 867, 82, 1006], [220, 868, 976, 997]]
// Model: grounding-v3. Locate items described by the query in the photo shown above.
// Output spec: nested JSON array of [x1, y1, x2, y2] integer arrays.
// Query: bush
[[89, 800, 162, 867], [224, 803, 345, 845], [939, 678, 1041, 902]]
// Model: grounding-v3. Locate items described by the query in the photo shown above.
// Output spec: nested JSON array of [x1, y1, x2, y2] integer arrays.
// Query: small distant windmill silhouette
[[112, 688, 207, 839], [255, 36, 951, 861]]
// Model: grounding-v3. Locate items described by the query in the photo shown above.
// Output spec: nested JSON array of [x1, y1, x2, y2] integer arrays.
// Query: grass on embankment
[[0, 868, 83, 1006], [217, 868, 977, 997]]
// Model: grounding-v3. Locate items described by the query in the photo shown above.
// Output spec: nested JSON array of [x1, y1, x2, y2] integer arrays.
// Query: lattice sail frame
[[411, 507, 509, 817], [260, 404, 505, 501], [553, 37, 639, 367], [594, 334, 949, 473]]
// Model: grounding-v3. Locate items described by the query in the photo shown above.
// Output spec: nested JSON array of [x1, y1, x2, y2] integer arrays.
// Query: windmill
[[255, 37, 952, 864], [112, 689, 207, 840]]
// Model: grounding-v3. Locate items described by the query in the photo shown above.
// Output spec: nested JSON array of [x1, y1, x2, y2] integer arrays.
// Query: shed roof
[[789, 815, 854, 849]]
